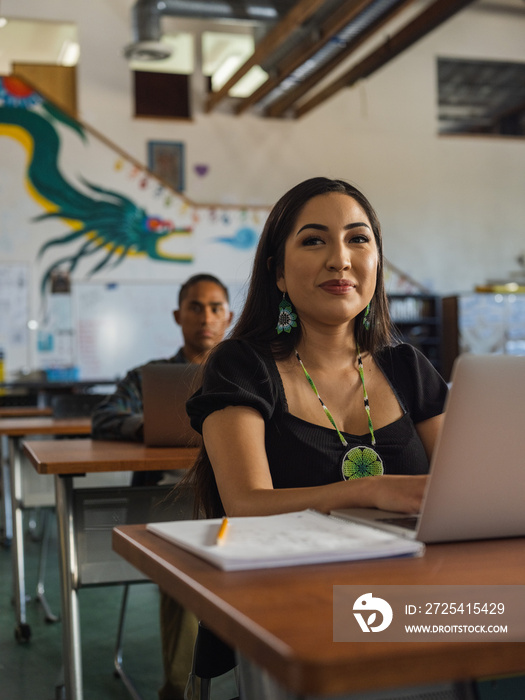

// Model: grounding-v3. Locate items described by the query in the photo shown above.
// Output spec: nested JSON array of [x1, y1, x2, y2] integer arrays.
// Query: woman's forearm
[[219, 475, 427, 517]]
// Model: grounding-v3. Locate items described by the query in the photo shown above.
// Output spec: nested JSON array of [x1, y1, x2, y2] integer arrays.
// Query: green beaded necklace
[[295, 345, 384, 480]]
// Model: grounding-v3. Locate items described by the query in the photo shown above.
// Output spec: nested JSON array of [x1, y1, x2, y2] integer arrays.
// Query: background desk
[[0, 379, 115, 407], [0, 408, 52, 539], [24, 439, 198, 700], [0, 407, 52, 418], [114, 525, 525, 700], [24, 438, 198, 475], [0, 416, 91, 438], [0, 416, 92, 640]]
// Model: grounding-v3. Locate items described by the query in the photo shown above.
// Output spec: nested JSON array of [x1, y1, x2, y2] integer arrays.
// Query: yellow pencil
[[216, 517, 229, 546]]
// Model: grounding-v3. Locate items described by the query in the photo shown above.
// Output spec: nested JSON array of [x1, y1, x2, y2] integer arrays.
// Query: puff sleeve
[[378, 343, 448, 423], [187, 340, 280, 433]]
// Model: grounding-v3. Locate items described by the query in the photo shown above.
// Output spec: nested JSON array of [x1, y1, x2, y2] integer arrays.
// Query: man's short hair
[[178, 274, 229, 306]]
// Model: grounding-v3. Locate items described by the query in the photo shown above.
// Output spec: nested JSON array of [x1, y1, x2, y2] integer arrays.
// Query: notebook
[[142, 362, 203, 447], [332, 353, 525, 544], [147, 510, 424, 571]]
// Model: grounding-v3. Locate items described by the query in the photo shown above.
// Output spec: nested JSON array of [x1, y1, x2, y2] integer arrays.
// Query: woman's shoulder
[[209, 338, 274, 366], [188, 338, 281, 427], [376, 342, 448, 417], [376, 341, 447, 388], [377, 342, 433, 370], [205, 338, 278, 386]]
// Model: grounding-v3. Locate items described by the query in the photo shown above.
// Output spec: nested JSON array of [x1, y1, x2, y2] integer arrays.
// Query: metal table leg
[[55, 474, 83, 700], [1, 433, 13, 544], [37, 508, 60, 622], [9, 436, 31, 642]]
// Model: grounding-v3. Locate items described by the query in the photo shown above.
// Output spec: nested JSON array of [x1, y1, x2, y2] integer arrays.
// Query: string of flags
[[113, 157, 267, 229]]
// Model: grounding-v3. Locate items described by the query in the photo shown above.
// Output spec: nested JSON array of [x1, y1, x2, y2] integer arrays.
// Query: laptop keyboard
[[377, 515, 419, 530]]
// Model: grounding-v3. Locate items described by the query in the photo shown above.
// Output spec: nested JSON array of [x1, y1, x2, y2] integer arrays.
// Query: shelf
[[387, 294, 443, 376]]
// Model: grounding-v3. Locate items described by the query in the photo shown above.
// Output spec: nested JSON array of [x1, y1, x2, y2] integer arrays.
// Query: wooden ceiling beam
[[264, 0, 417, 118], [235, 0, 376, 116], [204, 0, 328, 113], [295, 0, 477, 118]]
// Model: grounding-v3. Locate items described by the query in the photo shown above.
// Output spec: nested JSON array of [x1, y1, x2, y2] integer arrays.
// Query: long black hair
[[187, 177, 393, 517]]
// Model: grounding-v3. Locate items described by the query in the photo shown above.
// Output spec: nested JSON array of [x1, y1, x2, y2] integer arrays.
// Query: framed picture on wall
[[147, 140, 185, 192]]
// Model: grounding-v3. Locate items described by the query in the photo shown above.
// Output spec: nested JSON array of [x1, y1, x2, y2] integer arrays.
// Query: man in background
[[92, 272, 233, 700], [92, 272, 232, 449]]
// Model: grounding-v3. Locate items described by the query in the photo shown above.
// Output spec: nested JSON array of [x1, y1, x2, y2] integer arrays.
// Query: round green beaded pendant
[[342, 446, 384, 480]]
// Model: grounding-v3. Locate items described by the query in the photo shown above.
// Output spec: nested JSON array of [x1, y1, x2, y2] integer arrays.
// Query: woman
[[186, 177, 447, 518]]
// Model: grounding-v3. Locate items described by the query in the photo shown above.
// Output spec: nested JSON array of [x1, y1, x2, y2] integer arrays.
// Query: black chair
[[187, 621, 239, 700]]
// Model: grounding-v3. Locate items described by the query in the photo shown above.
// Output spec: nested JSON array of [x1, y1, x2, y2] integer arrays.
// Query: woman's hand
[[361, 474, 428, 514]]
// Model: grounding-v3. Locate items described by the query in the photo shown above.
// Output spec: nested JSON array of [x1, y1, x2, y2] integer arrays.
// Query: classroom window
[[437, 57, 525, 137]]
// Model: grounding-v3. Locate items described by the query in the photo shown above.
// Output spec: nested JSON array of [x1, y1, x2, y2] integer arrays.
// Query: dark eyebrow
[[296, 222, 371, 235]]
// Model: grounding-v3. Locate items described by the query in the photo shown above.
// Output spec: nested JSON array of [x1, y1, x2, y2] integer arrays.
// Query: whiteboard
[[0, 263, 30, 374], [73, 280, 247, 380]]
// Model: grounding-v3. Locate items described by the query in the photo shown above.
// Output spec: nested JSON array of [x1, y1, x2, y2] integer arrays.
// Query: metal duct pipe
[[128, 0, 279, 50]]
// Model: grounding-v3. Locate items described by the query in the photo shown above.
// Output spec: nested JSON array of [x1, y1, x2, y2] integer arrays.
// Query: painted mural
[[0, 76, 264, 295], [0, 76, 267, 376], [0, 76, 417, 379]]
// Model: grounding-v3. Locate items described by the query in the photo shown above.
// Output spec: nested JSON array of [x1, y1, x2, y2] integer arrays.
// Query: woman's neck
[[294, 322, 358, 371]]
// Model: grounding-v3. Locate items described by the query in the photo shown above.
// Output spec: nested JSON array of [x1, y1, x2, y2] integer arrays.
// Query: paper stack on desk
[[147, 509, 424, 571]]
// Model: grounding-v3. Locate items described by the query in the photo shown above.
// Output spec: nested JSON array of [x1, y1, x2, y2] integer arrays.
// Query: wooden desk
[[114, 525, 525, 699], [24, 439, 198, 700], [0, 409, 52, 539], [0, 416, 91, 437], [0, 406, 52, 418], [0, 417, 92, 641], [24, 438, 198, 475], [0, 379, 116, 402]]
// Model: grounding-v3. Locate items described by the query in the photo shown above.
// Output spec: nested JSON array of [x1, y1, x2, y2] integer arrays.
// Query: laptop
[[142, 362, 203, 447], [332, 354, 525, 543]]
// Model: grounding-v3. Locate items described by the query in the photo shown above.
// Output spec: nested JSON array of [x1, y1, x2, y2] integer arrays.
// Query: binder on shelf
[[147, 509, 424, 571]]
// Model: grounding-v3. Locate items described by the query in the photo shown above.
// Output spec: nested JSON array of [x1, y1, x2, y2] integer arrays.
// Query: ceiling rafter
[[124, 1, 521, 126], [234, 0, 377, 116], [293, 0, 478, 118], [204, 0, 328, 113], [264, 0, 418, 118]]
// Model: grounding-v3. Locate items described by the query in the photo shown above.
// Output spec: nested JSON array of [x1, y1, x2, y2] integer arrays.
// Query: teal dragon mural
[[0, 76, 193, 294]]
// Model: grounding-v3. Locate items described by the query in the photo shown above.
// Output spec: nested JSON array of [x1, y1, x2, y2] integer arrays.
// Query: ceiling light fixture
[[58, 39, 80, 66], [213, 54, 243, 89]]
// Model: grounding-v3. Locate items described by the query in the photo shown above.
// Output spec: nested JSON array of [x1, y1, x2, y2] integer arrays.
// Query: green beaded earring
[[363, 302, 371, 331], [276, 293, 297, 334]]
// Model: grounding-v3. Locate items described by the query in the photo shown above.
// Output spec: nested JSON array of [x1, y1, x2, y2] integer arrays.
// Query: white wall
[[4, 0, 525, 296]]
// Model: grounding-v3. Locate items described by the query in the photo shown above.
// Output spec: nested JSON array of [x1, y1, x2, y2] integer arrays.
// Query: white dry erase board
[[72, 281, 246, 380], [0, 263, 30, 374]]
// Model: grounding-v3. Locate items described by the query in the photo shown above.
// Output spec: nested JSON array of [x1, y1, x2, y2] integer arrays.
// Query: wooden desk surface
[[0, 407, 52, 418], [23, 438, 199, 475], [0, 416, 92, 436], [113, 524, 525, 697]]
